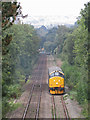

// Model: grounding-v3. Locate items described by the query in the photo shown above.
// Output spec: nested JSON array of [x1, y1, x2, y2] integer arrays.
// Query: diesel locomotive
[[48, 66, 65, 94]]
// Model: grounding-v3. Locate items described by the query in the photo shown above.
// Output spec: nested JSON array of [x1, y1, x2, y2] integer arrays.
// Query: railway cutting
[[7, 54, 72, 119]]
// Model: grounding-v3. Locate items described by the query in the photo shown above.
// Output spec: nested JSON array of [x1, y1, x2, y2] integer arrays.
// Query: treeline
[[2, 24, 41, 116], [44, 2, 89, 117], [44, 25, 73, 54], [2, 2, 41, 117], [61, 3, 89, 117]]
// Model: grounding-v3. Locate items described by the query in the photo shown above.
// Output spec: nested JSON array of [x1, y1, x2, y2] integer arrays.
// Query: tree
[[61, 3, 89, 113], [62, 34, 75, 64], [80, 2, 90, 32], [2, 2, 21, 30], [56, 25, 72, 54], [2, 2, 22, 55]]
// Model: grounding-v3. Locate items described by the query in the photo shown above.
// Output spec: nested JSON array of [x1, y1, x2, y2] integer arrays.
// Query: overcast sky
[[17, 0, 89, 27]]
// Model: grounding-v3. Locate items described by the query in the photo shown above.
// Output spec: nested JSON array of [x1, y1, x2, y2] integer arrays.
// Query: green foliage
[[79, 2, 90, 31], [55, 25, 73, 54], [61, 60, 88, 117], [2, 23, 41, 117], [69, 91, 77, 100], [43, 26, 73, 54], [61, 33, 75, 65], [44, 27, 58, 53], [61, 61, 81, 89], [2, 83, 22, 117], [44, 41, 57, 53], [2, 97, 9, 117], [2, 97, 22, 117], [73, 23, 88, 69], [7, 84, 21, 98], [2, 2, 22, 56], [60, 2, 89, 117], [2, 2, 21, 30]]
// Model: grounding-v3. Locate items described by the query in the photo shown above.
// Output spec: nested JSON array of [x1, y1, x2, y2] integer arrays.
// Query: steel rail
[[22, 54, 47, 120], [35, 55, 47, 119], [35, 84, 42, 120], [52, 96, 56, 119], [22, 55, 44, 120], [35, 71, 43, 120], [22, 84, 34, 120], [61, 96, 71, 120]]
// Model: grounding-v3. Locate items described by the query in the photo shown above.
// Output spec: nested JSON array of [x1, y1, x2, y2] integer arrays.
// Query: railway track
[[22, 54, 47, 119], [49, 55, 70, 119], [52, 96, 56, 119], [23, 54, 70, 119], [52, 95, 70, 120], [61, 96, 70, 120], [22, 83, 35, 119]]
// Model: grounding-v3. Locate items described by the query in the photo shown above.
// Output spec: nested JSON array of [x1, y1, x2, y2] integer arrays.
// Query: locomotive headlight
[[56, 82, 58, 85], [54, 80, 55, 82], [59, 80, 60, 82]]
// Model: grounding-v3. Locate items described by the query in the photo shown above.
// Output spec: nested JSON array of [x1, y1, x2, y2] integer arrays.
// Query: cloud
[[22, 15, 76, 28], [18, 0, 89, 27]]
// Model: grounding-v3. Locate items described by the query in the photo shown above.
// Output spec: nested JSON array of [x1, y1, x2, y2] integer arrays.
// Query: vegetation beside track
[[59, 4, 89, 117], [2, 3, 41, 117]]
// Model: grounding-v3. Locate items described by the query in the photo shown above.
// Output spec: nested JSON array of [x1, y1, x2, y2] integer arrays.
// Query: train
[[48, 66, 65, 94]]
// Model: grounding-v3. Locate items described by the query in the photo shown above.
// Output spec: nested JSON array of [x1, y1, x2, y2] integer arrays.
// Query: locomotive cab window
[[49, 71, 64, 78], [54, 72, 60, 76], [49, 73, 54, 78]]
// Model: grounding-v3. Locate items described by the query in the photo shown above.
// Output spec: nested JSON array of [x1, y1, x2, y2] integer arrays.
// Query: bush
[[69, 91, 77, 100], [61, 60, 88, 117], [61, 61, 82, 89], [2, 97, 9, 117], [2, 97, 22, 117], [2, 84, 22, 117], [7, 84, 21, 99]]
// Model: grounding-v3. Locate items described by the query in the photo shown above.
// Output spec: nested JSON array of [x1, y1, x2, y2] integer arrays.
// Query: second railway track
[[22, 54, 47, 119]]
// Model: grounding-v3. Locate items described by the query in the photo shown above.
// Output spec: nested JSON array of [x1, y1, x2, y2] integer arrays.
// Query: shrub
[[7, 84, 21, 99]]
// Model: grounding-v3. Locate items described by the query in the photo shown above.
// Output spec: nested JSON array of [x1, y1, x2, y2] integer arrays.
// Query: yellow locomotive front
[[48, 66, 65, 94]]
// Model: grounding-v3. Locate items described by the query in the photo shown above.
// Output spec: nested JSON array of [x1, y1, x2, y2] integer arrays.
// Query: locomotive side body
[[48, 66, 65, 94]]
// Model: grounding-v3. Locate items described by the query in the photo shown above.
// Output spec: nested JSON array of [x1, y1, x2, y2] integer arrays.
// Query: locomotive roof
[[48, 66, 63, 74]]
